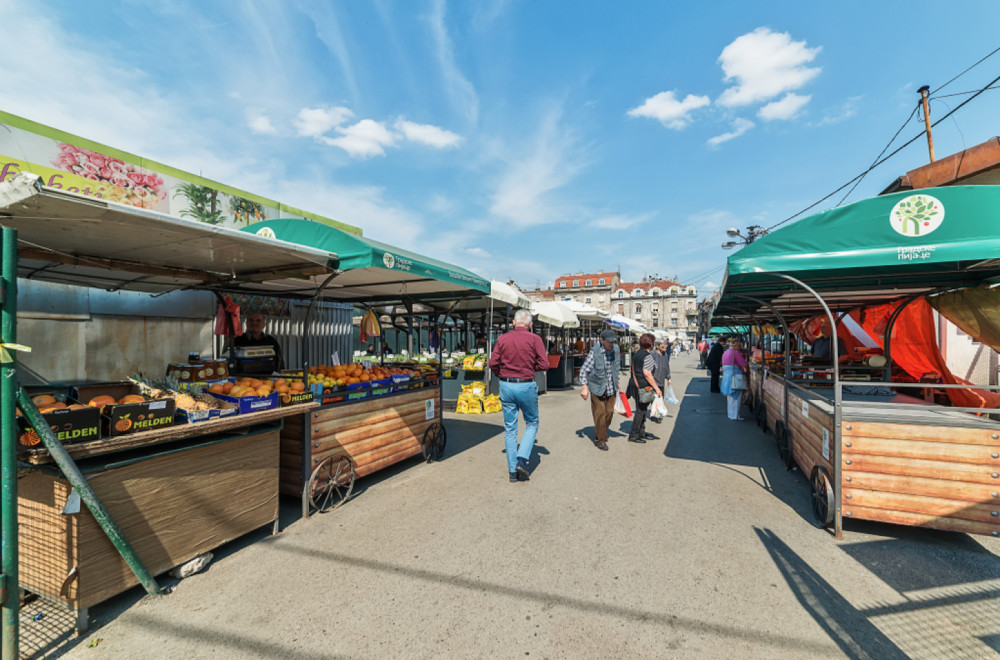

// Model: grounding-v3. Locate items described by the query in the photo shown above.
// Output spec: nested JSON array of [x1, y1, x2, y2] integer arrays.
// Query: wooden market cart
[[236, 219, 492, 516], [0, 173, 345, 638], [713, 185, 1000, 539]]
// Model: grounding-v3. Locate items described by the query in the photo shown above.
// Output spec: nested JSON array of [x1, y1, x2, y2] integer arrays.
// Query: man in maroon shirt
[[488, 308, 549, 482]]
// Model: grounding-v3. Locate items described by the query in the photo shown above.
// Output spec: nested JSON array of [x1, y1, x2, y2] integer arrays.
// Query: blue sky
[[3, 0, 1000, 293]]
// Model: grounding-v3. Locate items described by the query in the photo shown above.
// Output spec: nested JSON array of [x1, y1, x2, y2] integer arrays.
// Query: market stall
[[0, 173, 339, 636], [713, 185, 1000, 539], [238, 219, 491, 517], [530, 301, 580, 390]]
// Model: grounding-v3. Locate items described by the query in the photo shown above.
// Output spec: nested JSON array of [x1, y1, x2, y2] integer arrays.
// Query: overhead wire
[[930, 45, 1000, 95], [835, 103, 919, 207], [764, 70, 1000, 233]]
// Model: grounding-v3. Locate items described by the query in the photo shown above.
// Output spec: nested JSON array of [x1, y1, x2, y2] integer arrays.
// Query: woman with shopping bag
[[720, 337, 748, 420], [626, 333, 661, 443]]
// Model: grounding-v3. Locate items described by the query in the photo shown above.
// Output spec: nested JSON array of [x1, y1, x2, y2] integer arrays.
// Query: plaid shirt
[[580, 346, 618, 395]]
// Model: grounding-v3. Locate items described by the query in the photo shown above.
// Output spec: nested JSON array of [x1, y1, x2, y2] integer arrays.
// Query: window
[[598, 294, 605, 302], [652, 308, 658, 316], [560, 281, 566, 287], [585, 297, 591, 303], [573, 280, 579, 287], [651, 289, 660, 297], [599, 278, 605, 285], [585, 279, 592, 286], [617, 290, 625, 298], [671, 290, 678, 297], [618, 303, 624, 314], [635, 303, 642, 314]]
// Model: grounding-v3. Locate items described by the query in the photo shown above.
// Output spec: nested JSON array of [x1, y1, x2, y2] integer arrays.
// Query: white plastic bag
[[664, 385, 680, 406], [613, 391, 633, 418], [650, 395, 668, 421]]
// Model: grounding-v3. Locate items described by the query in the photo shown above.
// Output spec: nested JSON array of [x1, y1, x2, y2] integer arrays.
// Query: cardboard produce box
[[18, 406, 101, 448], [71, 383, 176, 437], [211, 391, 279, 415]]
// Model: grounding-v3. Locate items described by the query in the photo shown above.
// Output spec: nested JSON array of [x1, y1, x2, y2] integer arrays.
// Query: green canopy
[[708, 325, 748, 336], [714, 185, 1000, 323], [242, 219, 490, 302]]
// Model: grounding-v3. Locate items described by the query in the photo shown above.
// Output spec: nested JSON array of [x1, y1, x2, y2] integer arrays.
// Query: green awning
[[708, 326, 747, 336], [714, 186, 1000, 323], [243, 218, 490, 302]]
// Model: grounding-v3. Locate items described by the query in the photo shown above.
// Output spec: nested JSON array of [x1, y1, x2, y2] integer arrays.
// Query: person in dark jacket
[[626, 333, 662, 443], [706, 337, 726, 393]]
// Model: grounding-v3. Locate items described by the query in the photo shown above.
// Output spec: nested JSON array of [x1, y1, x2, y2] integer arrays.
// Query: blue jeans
[[499, 380, 539, 473]]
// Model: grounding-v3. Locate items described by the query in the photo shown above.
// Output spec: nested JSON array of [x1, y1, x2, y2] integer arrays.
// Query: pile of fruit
[[206, 376, 306, 399], [307, 363, 416, 389], [26, 394, 89, 414]]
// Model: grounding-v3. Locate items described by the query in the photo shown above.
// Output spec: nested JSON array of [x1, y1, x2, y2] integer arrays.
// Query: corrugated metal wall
[[262, 301, 354, 368]]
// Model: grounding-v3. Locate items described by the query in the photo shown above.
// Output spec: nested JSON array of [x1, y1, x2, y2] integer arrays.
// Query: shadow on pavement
[[755, 527, 910, 659], [664, 373, 816, 524], [273, 541, 836, 656]]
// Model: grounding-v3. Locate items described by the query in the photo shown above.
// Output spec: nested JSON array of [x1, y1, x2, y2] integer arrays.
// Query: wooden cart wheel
[[756, 400, 767, 430], [745, 392, 755, 413], [810, 466, 835, 528], [776, 423, 795, 469], [422, 422, 447, 462], [307, 455, 355, 515]]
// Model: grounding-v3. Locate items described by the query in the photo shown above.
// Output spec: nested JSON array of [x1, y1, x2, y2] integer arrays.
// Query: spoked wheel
[[774, 421, 792, 469], [756, 401, 767, 430], [307, 455, 355, 515], [810, 466, 835, 528], [422, 422, 447, 462]]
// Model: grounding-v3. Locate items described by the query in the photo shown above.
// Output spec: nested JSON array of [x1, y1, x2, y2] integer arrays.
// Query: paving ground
[[23, 354, 1000, 659]]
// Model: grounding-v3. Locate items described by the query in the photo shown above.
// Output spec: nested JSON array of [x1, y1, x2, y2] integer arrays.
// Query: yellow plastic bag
[[466, 397, 483, 414], [455, 394, 471, 414], [462, 355, 477, 369], [469, 381, 487, 398], [483, 394, 502, 414]]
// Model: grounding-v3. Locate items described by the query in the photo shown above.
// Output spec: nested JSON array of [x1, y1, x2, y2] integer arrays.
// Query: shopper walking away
[[720, 338, 748, 420], [488, 308, 549, 482], [698, 337, 709, 368], [650, 339, 673, 422], [706, 337, 725, 393], [579, 328, 622, 451], [626, 333, 661, 444]]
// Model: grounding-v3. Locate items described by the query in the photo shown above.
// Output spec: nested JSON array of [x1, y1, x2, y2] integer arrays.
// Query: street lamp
[[721, 224, 766, 249]]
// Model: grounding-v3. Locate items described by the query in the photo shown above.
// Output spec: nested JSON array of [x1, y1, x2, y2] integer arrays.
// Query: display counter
[[546, 353, 574, 390]]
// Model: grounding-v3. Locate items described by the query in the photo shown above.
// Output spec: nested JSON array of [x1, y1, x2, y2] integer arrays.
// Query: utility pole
[[918, 85, 936, 163]]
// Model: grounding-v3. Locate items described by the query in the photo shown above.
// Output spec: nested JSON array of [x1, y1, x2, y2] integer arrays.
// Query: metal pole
[[777, 274, 842, 538], [918, 85, 936, 163], [2, 227, 19, 659], [18, 390, 162, 597]]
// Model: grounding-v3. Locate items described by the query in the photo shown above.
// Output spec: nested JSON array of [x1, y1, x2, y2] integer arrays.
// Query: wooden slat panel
[[312, 410, 428, 449], [280, 437, 303, 456], [279, 481, 303, 497], [843, 453, 1000, 485], [843, 487, 1000, 524], [65, 431, 278, 609], [844, 436, 1000, 465], [309, 389, 438, 422], [845, 504, 1000, 536], [844, 470, 1000, 504], [844, 420, 1000, 446], [787, 404, 834, 475], [354, 444, 424, 478], [310, 400, 429, 437], [280, 467, 304, 490], [312, 407, 428, 443], [18, 473, 80, 604], [310, 421, 431, 468], [282, 415, 304, 434]]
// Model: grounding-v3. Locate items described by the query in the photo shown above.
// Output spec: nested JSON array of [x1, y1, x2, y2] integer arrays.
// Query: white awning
[[531, 301, 580, 329]]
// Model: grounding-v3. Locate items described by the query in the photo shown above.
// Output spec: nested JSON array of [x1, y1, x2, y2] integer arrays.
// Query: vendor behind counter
[[232, 311, 285, 373]]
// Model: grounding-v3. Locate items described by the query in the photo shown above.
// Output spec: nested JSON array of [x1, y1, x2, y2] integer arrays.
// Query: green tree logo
[[889, 194, 944, 237]]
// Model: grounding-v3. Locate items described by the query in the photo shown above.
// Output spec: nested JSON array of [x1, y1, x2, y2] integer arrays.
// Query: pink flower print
[[127, 172, 145, 186], [72, 151, 89, 166], [108, 161, 127, 174], [99, 167, 113, 180], [83, 172, 100, 181], [89, 154, 106, 168], [144, 174, 161, 188], [111, 173, 133, 189], [82, 162, 100, 175]]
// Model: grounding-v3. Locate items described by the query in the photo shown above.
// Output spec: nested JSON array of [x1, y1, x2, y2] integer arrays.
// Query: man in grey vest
[[579, 329, 622, 451]]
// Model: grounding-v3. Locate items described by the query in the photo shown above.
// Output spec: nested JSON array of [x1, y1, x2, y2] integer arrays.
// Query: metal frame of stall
[[713, 185, 1000, 540]]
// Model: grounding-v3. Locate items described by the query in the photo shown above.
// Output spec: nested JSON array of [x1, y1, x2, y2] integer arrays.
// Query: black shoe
[[596, 441, 608, 451], [643, 433, 656, 439], [516, 459, 530, 481], [628, 437, 647, 444], [509, 472, 518, 483]]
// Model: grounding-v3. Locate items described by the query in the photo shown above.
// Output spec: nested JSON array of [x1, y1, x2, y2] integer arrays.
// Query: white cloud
[[394, 119, 462, 148], [758, 93, 811, 121], [294, 106, 353, 137], [717, 27, 821, 108], [812, 96, 862, 126], [707, 118, 754, 147], [488, 103, 588, 227], [246, 109, 278, 135], [589, 213, 655, 230], [428, 0, 479, 124], [464, 247, 491, 258], [321, 119, 397, 158], [627, 91, 711, 129]]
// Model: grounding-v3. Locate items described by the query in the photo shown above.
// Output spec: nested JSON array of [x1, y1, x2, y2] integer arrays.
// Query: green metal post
[[2, 227, 19, 658], [17, 390, 162, 598]]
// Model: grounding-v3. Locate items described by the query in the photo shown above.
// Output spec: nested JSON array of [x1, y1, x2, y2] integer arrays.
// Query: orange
[[87, 395, 117, 408], [222, 382, 235, 394], [209, 383, 225, 394], [290, 381, 305, 392], [239, 391, 257, 398], [32, 394, 58, 407], [274, 378, 286, 386], [118, 394, 146, 404], [276, 385, 290, 394], [255, 387, 270, 397]]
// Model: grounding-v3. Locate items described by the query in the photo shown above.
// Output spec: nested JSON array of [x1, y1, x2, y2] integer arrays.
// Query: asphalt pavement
[[34, 353, 1000, 659]]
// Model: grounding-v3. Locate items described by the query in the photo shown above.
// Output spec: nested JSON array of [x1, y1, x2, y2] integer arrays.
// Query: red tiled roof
[[554, 272, 617, 287], [614, 279, 689, 294]]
